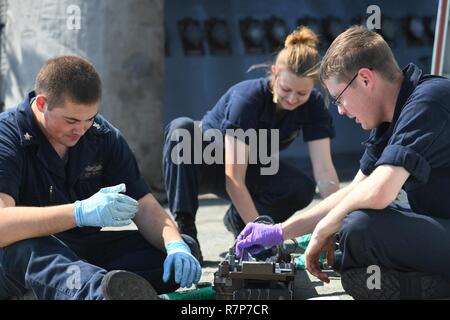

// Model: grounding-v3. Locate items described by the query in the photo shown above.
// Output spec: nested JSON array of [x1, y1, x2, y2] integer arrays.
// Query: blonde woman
[[164, 26, 339, 261]]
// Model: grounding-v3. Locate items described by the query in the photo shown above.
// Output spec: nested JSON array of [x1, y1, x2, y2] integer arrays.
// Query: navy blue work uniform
[[0, 92, 190, 299], [339, 64, 450, 278], [164, 78, 335, 236]]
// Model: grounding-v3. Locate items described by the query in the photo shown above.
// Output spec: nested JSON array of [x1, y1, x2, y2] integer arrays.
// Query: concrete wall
[[1, 0, 166, 200]]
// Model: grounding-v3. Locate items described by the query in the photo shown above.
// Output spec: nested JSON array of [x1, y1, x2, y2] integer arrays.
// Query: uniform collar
[[362, 63, 422, 147], [392, 63, 422, 124], [15, 91, 42, 146]]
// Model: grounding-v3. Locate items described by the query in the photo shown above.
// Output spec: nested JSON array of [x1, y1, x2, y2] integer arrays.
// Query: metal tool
[[213, 236, 296, 300]]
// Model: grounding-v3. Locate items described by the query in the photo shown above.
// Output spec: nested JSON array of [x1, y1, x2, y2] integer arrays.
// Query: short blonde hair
[[320, 25, 401, 83]]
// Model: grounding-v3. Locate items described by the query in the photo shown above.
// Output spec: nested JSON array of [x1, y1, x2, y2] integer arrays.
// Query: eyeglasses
[[331, 72, 358, 107]]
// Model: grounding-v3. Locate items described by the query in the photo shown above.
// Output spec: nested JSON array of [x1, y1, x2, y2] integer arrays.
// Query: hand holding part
[[235, 222, 283, 258]]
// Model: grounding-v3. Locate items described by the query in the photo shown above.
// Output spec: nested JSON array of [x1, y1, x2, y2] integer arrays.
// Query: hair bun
[[284, 26, 319, 49]]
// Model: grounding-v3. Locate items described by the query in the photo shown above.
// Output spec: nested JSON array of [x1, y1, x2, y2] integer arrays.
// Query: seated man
[[236, 26, 450, 299], [0, 56, 201, 300]]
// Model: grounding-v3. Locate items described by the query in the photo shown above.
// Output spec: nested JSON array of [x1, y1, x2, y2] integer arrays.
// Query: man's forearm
[[135, 194, 182, 251], [322, 166, 408, 234], [281, 181, 359, 239], [0, 204, 76, 247]]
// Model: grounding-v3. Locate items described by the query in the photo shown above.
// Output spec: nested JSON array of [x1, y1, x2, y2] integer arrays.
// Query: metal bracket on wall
[[0, 0, 6, 112], [432, 0, 450, 76]]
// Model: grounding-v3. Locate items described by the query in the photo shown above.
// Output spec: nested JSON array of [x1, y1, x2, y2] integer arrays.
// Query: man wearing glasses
[[236, 25, 450, 299]]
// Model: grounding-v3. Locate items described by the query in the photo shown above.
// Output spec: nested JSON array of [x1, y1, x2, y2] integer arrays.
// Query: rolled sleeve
[[220, 118, 240, 131], [371, 102, 450, 185], [303, 120, 335, 142], [375, 145, 431, 184], [359, 148, 377, 176]]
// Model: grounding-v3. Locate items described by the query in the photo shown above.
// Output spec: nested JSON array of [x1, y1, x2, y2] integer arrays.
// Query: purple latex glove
[[235, 222, 283, 258]]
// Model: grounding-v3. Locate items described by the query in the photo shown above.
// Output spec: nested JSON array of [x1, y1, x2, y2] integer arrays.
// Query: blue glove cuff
[[73, 201, 83, 227], [166, 240, 191, 255]]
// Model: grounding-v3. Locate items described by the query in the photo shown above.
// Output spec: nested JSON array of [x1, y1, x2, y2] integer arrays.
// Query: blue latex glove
[[235, 222, 283, 258], [163, 240, 202, 288], [73, 183, 138, 227]]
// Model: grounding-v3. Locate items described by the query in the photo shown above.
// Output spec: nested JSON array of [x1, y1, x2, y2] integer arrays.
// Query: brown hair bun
[[284, 26, 319, 49]]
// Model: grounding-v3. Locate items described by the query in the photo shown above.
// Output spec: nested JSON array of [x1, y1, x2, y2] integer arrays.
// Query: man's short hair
[[35, 56, 101, 110], [320, 25, 401, 83]]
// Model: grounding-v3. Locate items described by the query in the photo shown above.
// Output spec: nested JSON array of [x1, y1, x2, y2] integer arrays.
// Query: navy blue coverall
[[339, 64, 450, 278], [0, 92, 193, 299]]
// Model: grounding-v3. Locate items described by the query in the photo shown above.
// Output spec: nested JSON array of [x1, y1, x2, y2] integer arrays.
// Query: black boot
[[175, 213, 204, 264], [181, 234, 203, 265], [223, 206, 246, 239], [341, 267, 450, 300], [101, 270, 157, 300]]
